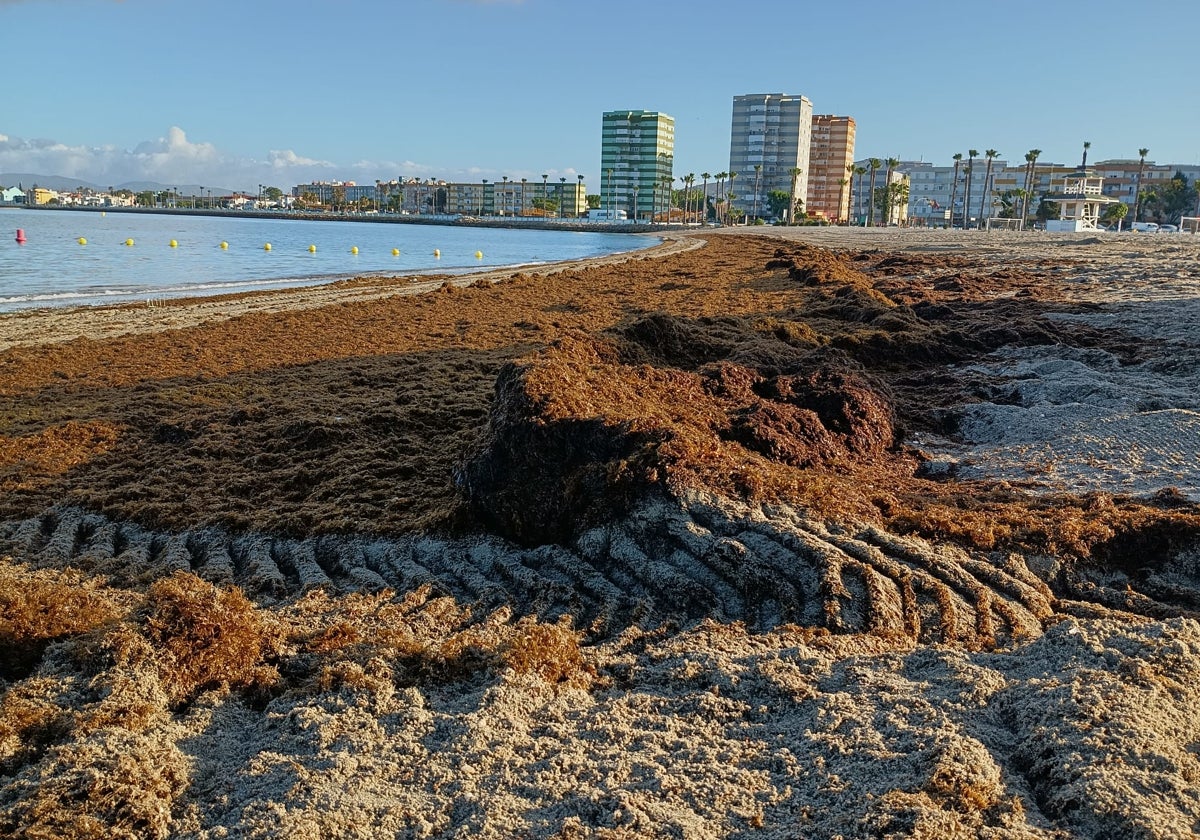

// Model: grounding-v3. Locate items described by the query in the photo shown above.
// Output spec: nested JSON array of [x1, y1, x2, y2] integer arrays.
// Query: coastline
[[2, 202, 666, 235], [0, 232, 691, 351]]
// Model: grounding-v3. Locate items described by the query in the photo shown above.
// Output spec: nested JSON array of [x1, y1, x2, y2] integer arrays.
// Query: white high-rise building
[[728, 93, 812, 221]]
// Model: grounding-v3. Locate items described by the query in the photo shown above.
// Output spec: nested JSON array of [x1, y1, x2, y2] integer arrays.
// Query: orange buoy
[[15, 229, 26, 243]]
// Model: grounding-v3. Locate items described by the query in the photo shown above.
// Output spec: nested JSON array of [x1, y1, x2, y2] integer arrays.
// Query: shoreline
[[0, 232, 693, 351], [2, 202, 672, 235]]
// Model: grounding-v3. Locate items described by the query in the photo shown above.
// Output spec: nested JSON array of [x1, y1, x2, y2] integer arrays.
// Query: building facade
[[600, 110, 675, 223], [728, 93, 812, 221], [806, 115, 855, 222], [295, 178, 588, 217]]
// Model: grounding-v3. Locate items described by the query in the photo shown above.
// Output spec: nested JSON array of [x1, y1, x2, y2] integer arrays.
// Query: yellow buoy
[[350, 246, 358, 254], [169, 239, 178, 248], [308, 244, 317, 253], [220, 241, 229, 250], [125, 238, 134, 246], [263, 243, 272, 251], [391, 248, 400, 256], [77, 237, 87, 245], [475, 251, 483, 259], [433, 249, 441, 258]]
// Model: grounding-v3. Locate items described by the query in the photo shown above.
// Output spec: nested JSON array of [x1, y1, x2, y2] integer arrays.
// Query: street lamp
[[577, 174, 583, 219], [481, 179, 487, 215], [542, 173, 548, 219], [501, 176, 508, 216]]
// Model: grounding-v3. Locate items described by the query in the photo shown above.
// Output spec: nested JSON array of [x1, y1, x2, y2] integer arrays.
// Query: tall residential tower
[[600, 110, 675, 222], [728, 93, 812, 221], [806, 115, 856, 222]]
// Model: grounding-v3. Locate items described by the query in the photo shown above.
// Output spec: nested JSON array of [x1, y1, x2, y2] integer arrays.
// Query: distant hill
[[1, 174, 102, 191], [0, 173, 240, 196]]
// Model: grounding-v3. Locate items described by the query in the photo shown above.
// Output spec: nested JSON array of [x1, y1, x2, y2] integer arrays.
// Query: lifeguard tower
[[1043, 163, 1119, 232]]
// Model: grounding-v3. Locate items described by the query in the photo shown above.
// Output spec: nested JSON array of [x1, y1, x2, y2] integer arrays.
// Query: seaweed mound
[[457, 321, 899, 546]]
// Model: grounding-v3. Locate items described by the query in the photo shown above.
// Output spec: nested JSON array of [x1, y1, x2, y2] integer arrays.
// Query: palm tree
[[963, 150, 978, 228], [727, 172, 738, 223], [662, 176, 674, 223], [979, 149, 999, 226], [1021, 149, 1042, 224], [1132, 147, 1150, 224], [846, 163, 856, 224], [853, 165, 867, 225], [949, 153, 963, 228], [867, 158, 882, 226], [700, 172, 711, 223], [714, 172, 726, 222], [752, 164, 763, 222], [884, 157, 899, 224], [685, 173, 696, 223], [836, 178, 848, 224], [1081, 140, 1091, 169], [787, 166, 803, 224]]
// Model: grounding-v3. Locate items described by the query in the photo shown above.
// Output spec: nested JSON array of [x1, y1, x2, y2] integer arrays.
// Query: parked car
[[1159, 224, 1179, 233], [1131, 222, 1160, 233]]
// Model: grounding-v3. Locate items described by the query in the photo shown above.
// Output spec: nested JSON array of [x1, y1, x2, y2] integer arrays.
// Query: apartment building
[[296, 178, 588, 217], [600, 110, 675, 223], [728, 93, 812, 220], [1089, 160, 1200, 207], [806, 115, 856, 222], [892, 158, 1017, 227]]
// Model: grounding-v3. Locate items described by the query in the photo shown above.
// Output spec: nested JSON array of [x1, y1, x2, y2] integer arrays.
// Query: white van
[[1131, 222, 1160, 233]]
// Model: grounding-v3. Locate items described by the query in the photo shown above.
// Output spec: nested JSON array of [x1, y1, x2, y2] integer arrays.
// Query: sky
[[3, 0, 1199, 193]]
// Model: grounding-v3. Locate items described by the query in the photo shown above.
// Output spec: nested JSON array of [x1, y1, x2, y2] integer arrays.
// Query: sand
[[3, 227, 1200, 839]]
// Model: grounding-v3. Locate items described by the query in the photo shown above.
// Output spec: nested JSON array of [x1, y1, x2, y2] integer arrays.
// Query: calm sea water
[[0, 208, 655, 312]]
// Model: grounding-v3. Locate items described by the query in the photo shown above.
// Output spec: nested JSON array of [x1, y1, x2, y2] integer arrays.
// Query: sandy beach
[[4, 227, 1200, 838]]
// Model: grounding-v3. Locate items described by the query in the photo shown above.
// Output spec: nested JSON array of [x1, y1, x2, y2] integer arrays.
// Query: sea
[[0, 207, 656, 312]]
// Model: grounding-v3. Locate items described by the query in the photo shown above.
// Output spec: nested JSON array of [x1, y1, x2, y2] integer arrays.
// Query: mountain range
[[0, 174, 240, 196]]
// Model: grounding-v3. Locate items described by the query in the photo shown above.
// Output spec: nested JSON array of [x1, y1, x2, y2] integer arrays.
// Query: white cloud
[[0, 126, 568, 190], [0, 127, 378, 190], [267, 149, 334, 169]]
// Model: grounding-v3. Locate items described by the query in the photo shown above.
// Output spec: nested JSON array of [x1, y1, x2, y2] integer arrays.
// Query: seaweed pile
[[5, 233, 1200, 838]]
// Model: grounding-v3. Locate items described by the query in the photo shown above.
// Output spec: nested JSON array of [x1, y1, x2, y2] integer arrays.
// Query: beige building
[[806, 115, 856, 222]]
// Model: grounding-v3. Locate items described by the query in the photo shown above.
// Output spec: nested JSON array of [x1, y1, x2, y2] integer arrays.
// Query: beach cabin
[[1043, 168, 1120, 232]]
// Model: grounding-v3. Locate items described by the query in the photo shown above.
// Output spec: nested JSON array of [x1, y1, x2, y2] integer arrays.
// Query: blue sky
[[3, 0, 1198, 192]]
